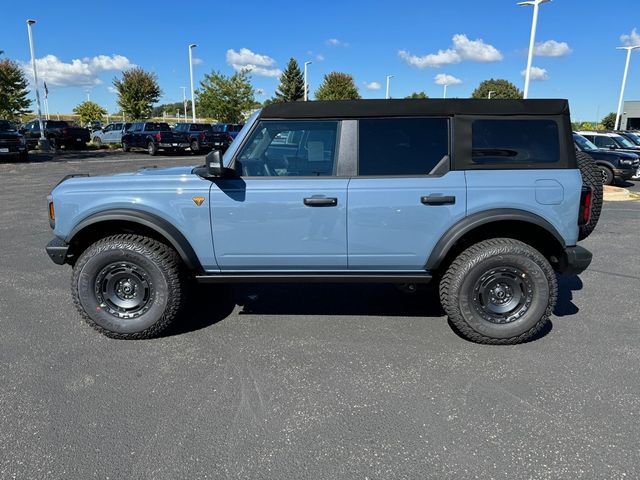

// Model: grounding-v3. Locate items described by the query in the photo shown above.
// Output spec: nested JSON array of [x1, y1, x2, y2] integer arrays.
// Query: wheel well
[[67, 220, 198, 271], [433, 220, 565, 275]]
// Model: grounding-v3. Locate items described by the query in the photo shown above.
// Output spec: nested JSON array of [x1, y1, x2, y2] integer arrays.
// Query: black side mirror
[[206, 149, 224, 177]]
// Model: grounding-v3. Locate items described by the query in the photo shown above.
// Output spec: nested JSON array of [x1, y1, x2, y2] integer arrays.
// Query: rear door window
[[471, 119, 559, 164], [358, 118, 449, 175]]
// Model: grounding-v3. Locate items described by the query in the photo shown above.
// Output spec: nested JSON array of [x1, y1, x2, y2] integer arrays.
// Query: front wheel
[[72, 234, 189, 339], [440, 238, 557, 345]]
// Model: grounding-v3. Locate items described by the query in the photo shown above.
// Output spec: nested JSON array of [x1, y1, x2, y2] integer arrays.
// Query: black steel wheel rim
[[95, 262, 154, 319], [471, 266, 534, 324]]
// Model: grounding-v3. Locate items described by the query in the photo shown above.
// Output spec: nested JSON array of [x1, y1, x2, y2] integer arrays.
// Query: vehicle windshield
[[0, 120, 15, 131], [622, 132, 640, 146], [612, 135, 635, 148], [574, 134, 597, 151], [223, 110, 260, 167]]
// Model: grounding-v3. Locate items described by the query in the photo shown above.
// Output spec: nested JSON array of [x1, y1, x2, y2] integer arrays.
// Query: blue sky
[[1, 0, 639, 121]]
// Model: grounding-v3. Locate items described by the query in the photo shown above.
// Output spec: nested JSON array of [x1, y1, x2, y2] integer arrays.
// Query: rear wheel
[[147, 141, 158, 156], [72, 234, 189, 339], [190, 139, 200, 153], [18, 150, 29, 162], [440, 238, 557, 345], [122, 139, 130, 152], [576, 151, 603, 240], [93, 136, 102, 147]]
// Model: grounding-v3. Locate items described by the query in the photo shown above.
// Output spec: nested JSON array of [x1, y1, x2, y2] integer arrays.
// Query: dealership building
[[621, 101, 640, 129]]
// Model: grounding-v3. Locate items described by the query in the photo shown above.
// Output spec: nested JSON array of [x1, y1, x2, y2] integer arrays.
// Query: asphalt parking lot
[[1, 151, 639, 479]]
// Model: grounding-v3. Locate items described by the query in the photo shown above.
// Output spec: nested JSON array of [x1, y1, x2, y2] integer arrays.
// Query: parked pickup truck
[[121, 122, 189, 155], [0, 119, 28, 161], [21, 119, 90, 150], [172, 123, 234, 153], [212, 123, 243, 139]]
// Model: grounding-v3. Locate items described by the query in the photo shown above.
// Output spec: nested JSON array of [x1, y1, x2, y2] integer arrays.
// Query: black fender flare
[[425, 208, 566, 270], [66, 209, 203, 272]]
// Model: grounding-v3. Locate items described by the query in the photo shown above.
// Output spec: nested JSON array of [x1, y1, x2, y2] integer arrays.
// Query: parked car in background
[[574, 133, 639, 184], [212, 123, 243, 139], [91, 122, 132, 146], [121, 122, 189, 155], [615, 131, 640, 147], [86, 121, 102, 132], [173, 123, 234, 153], [0, 119, 28, 161], [20, 120, 90, 150], [576, 131, 640, 154]]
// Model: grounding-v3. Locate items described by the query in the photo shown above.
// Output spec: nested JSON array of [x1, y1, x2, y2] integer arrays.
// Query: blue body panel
[[465, 169, 582, 246], [347, 172, 467, 270], [209, 178, 349, 271], [51, 166, 219, 270]]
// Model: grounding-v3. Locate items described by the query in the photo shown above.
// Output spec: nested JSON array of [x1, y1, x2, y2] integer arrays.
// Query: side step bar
[[195, 273, 433, 284]]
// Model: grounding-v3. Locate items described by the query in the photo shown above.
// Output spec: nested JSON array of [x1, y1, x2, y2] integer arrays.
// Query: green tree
[[0, 52, 32, 119], [73, 101, 107, 125], [197, 69, 255, 123], [601, 112, 617, 130], [471, 79, 523, 99], [150, 101, 191, 118], [405, 91, 428, 99], [315, 72, 361, 101], [112, 67, 161, 120], [274, 58, 305, 103]]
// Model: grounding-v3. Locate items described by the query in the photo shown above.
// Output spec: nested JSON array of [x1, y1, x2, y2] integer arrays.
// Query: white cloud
[[620, 28, 640, 47], [534, 40, 572, 57], [521, 66, 549, 81], [316, 54, 325, 62], [364, 81, 382, 90], [192, 57, 204, 65], [434, 73, 462, 86], [226, 48, 282, 77], [399, 34, 502, 68], [107, 86, 117, 94], [399, 49, 460, 68], [326, 38, 349, 47], [22, 54, 135, 87]]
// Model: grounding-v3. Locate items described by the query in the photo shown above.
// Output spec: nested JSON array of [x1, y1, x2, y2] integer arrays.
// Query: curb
[[603, 185, 640, 202]]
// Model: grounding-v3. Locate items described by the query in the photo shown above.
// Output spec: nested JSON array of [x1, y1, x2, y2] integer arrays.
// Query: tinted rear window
[[47, 121, 70, 128], [472, 119, 559, 164], [144, 123, 171, 132], [358, 118, 449, 175]]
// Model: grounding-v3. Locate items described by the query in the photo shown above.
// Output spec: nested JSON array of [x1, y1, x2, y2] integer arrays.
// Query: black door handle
[[421, 195, 456, 205], [303, 197, 338, 207]]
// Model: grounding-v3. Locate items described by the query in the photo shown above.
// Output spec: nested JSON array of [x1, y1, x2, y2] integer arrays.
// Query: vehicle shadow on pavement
[[165, 283, 445, 337], [554, 275, 583, 317]]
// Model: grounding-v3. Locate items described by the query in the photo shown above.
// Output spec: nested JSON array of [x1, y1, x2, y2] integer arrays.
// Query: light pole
[[181, 86, 187, 120], [385, 75, 394, 99], [304, 61, 312, 101], [443, 84, 448, 99], [188, 44, 197, 122], [615, 45, 640, 130], [518, 0, 550, 99], [488, 90, 496, 99], [26, 19, 50, 151]]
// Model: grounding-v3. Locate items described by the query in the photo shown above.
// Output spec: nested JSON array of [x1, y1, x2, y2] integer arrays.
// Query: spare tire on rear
[[576, 151, 603, 240]]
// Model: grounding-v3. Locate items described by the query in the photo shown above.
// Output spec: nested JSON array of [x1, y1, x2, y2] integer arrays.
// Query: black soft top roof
[[260, 99, 570, 119]]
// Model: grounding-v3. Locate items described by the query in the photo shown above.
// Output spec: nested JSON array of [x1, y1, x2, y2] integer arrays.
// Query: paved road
[[1, 152, 639, 479]]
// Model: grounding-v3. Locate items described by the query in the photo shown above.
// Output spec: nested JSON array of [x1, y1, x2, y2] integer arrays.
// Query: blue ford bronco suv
[[46, 99, 602, 344]]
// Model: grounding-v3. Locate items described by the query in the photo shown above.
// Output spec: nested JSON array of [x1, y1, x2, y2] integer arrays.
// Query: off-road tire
[[72, 234, 189, 339], [440, 238, 557, 345], [576, 151, 603, 240]]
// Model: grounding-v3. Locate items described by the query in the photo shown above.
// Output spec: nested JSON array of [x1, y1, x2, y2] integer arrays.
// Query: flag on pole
[[44, 81, 49, 99]]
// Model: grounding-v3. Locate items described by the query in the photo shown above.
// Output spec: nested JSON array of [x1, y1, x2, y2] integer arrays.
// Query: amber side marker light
[[48, 202, 55, 221]]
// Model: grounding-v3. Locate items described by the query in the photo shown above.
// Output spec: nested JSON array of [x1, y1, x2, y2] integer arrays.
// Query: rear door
[[347, 117, 466, 270], [210, 119, 348, 271]]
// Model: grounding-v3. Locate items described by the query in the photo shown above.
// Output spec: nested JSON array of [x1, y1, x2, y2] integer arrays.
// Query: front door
[[210, 119, 348, 271], [348, 117, 467, 270]]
